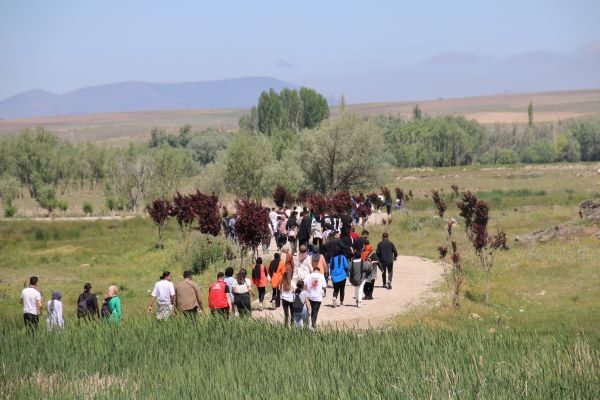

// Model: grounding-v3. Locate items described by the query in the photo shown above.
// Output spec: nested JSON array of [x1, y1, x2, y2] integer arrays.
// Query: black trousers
[[333, 279, 346, 303], [235, 293, 251, 317], [309, 300, 321, 328], [24, 313, 39, 333], [364, 280, 375, 297], [282, 299, 293, 325], [381, 263, 394, 285], [257, 287, 266, 303], [271, 288, 280, 308]]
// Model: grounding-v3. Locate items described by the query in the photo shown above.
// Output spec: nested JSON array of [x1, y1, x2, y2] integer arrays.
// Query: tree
[[189, 190, 221, 236], [431, 190, 447, 218], [0, 174, 20, 208], [223, 133, 272, 200], [171, 192, 195, 234], [412, 104, 422, 120], [528, 101, 534, 127], [234, 199, 270, 261], [148, 127, 169, 148], [279, 88, 303, 133], [257, 89, 285, 135], [187, 129, 233, 165], [273, 185, 288, 208], [150, 146, 196, 200], [146, 198, 172, 249], [299, 112, 384, 193], [238, 106, 259, 132], [36, 186, 58, 216], [300, 87, 329, 129]]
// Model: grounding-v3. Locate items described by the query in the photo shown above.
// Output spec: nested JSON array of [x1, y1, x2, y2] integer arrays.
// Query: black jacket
[[77, 291, 100, 318], [299, 216, 312, 242], [376, 239, 398, 264], [325, 238, 351, 262]]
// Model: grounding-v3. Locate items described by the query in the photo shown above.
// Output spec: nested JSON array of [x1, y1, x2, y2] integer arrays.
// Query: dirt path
[[255, 254, 442, 329]]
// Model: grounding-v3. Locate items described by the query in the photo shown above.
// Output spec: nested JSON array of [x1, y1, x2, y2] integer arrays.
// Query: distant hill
[[0, 77, 299, 118]]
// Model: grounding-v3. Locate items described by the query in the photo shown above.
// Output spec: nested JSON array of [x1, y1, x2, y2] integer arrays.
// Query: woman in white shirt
[[231, 269, 254, 317], [46, 291, 64, 331]]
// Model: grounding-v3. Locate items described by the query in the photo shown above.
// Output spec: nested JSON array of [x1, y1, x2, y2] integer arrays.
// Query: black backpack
[[292, 292, 304, 313], [77, 293, 91, 316], [101, 298, 112, 319]]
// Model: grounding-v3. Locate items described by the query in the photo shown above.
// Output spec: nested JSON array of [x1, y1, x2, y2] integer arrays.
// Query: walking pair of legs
[[355, 279, 365, 307], [332, 279, 346, 306], [381, 263, 393, 289]]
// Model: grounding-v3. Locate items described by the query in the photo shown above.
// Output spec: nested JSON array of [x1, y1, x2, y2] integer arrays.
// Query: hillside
[[0, 77, 298, 119], [0, 88, 598, 144]]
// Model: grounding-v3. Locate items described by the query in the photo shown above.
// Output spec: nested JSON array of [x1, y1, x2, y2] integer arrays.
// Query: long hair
[[281, 271, 292, 292], [236, 268, 247, 285]]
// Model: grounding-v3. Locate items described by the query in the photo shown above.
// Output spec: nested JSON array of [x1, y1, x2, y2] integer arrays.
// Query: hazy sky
[[1, 0, 599, 102]]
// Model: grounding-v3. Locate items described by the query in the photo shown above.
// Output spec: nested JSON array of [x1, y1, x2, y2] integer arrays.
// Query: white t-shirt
[[269, 211, 278, 231], [21, 287, 42, 315], [232, 278, 252, 294], [304, 273, 327, 302], [151, 279, 175, 306], [281, 289, 294, 303]]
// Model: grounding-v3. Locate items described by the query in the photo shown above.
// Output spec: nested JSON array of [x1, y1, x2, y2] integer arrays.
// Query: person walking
[[148, 271, 175, 320], [224, 267, 236, 314], [311, 213, 323, 247], [303, 265, 327, 330], [46, 291, 64, 331], [77, 283, 100, 320], [376, 232, 398, 290], [102, 285, 122, 323], [279, 271, 294, 326], [293, 245, 312, 287], [350, 254, 373, 308], [269, 253, 285, 309], [231, 269, 254, 317], [363, 253, 379, 300], [208, 272, 232, 318], [286, 211, 298, 255], [298, 211, 312, 248], [282, 245, 295, 277], [292, 280, 311, 329], [175, 271, 205, 318], [251, 257, 268, 311], [20, 276, 42, 333]]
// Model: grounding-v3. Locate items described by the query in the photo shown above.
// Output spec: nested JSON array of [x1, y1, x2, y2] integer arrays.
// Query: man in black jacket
[[376, 232, 398, 290], [298, 211, 312, 248], [77, 282, 100, 319]]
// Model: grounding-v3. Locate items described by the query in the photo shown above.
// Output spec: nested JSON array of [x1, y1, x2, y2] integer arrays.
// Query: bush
[[36, 186, 58, 215], [57, 200, 68, 213], [106, 196, 116, 211], [497, 149, 519, 164], [82, 202, 93, 215], [4, 203, 17, 218], [175, 232, 237, 275], [520, 142, 555, 164]]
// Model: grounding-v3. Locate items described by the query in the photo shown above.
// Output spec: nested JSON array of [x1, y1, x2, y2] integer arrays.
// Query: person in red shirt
[[208, 272, 232, 318], [349, 226, 360, 242]]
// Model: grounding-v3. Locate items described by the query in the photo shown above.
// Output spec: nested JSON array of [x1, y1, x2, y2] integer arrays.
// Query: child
[[292, 281, 311, 329], [364, 253, 379, 300], [46, 291, 64, 331], [224, 266, 236, 315]]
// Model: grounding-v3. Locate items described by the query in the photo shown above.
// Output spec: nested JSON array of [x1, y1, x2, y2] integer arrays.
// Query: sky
[[1, 0, 599, 103]]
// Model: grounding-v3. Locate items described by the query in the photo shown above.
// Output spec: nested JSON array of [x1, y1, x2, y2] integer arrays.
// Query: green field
[[1, 163, 599, 398]]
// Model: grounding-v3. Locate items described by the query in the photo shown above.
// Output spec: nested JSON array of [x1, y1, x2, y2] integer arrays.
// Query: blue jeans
[[293, 309, 309, 328]]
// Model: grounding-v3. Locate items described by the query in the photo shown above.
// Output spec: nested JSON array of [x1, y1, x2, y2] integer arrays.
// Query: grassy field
[[1, 163, 599, 398], [0, 88, 598, 143]]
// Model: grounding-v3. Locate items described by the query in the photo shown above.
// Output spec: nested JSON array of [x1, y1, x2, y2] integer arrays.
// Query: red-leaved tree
[[273, 185, 287, 208], [297, 189, 312, 205], [367, 192, 383, 210], [431, 190, 447, 218], [146, 198, 172, 249], [235, 199, 270, 261], [308, 194, 328, 215], [171, 192, 195, 234], [328, 191, 352, 215], [190, 190, 221, 236]]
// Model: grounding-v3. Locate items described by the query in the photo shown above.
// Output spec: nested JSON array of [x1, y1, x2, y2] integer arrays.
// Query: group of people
[[19, 277, 122, 332], [19, 202, 399, 332]]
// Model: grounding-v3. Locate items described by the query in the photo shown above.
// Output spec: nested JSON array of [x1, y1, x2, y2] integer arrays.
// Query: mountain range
[[0, 77, 299, 119]]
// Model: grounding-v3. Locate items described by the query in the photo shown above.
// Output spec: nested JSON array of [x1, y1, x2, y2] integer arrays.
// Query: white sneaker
[[332, 298, 338, 307], [357, 301, 363, 308]]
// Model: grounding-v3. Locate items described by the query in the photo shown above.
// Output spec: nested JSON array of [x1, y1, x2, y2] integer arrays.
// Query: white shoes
[[332, 298, 338, 307], [357, 301, 363, 308]]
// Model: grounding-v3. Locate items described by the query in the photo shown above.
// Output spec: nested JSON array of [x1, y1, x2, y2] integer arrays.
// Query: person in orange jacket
[[251, 257, 268, 311], [268, 253, 285, 309]]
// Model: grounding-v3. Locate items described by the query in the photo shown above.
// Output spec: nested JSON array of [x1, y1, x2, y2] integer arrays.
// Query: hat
[[52, 291, 62, 300]]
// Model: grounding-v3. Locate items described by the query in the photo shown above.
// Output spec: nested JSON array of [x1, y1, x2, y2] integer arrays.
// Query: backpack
[[101, 298, 112, 319], [349, 260, 362, 286], [292, 292, 304, 313]]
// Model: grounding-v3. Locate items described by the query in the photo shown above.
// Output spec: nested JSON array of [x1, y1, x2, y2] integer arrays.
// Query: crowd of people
[[18, 204, 398, 333]]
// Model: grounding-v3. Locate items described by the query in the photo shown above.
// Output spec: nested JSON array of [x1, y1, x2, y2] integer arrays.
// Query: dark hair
[[236, 268, 247, 285], [256, 257, 263, 265], [217, 272, 224, 279], [160, 271, 171, 280], [29, 276, 38, 286], [183, 270, 193, 279], [225, 267, 234, 277], [361, 230, 369, 236], [383, 232, 389, 239], [84, 282, 92, 292], [295, 280, 304, 294], [273, 253, 280, 260]]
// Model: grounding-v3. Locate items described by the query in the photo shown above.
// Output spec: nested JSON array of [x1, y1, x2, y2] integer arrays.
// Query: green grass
[[1, 163, 600, 398], [1, 318, 598, 399]]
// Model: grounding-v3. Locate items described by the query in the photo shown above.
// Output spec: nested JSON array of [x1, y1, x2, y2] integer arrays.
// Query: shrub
[[175, 232, 237, 275], [82, 202, 93, 215], [36, 186, 58, 215], [57, 200, 68, 213], [4, 203, 17, 218], [106, 196, 117, 212], [189, 190, 221, 236], [235, 199, 270, 261], [497, 149, 519, 164], [146, 198, 173, 248]]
